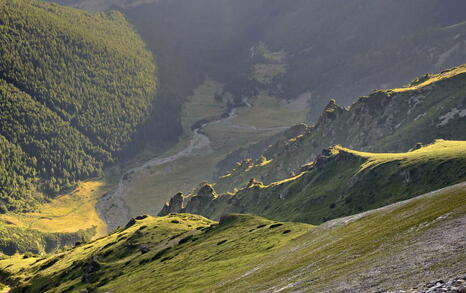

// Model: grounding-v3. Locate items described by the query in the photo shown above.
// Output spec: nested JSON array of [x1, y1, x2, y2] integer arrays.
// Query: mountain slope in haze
[[2, 183, 464, 292], [124, 0, 466, 143], [160, 140, 466, 225], [212, 64, 466, 192], [50, 0, 466, 144], [0, 0, 156, 211]]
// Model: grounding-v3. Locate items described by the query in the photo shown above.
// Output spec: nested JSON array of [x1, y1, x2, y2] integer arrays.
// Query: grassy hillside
[[162, 140, 466, 224], [0, 0, 156, 210], [1, 182, 464, 292], [216, 182, 466, 292], [213, 64, 466, 192], [0, 180, 110, 239], [0, 214, 311, 292]]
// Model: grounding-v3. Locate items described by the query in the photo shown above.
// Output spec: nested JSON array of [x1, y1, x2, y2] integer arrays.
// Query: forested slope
[[0, 0, 156, 211]]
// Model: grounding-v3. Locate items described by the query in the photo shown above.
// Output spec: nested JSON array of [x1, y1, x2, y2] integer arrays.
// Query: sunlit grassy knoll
[[390, 64, 466, 93], [1, 184, 464, 292], [0, 180, 111, 238], [0, 214, 311, 293], [342, 139, 466, 171]]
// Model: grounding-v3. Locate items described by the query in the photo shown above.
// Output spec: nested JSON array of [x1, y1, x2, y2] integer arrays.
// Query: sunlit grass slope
[[1, 183, 464, 292], [0, 214, 311, 292], [217, 182, 466, 292], [179, 140, 466, 224], [391, 64, 466, 93], [0, 180, 110, 238]]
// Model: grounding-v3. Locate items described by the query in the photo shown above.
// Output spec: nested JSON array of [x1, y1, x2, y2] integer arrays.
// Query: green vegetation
[[114, 77, 308, 221], [0, 214, 311, 292], [1, 183, 464, 292], [216, 182, 466, 292], [170, 140, 466, 224], [212, 64, 466, 193], [0, 180, 110, 239], [0, 135, 39, 213], [0, 0, 156, 210], [0, 222, 95, 256]]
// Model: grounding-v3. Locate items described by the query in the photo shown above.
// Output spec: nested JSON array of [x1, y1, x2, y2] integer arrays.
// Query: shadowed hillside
[[212, 64, 466, 191], [161, 140, 466, 224]]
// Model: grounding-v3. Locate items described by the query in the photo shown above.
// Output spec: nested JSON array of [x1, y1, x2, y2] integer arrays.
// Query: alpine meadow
[[0, 0, 465, 292]]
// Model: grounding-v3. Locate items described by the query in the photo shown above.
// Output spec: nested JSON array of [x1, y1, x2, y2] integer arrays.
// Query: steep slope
[[0, 214, 311, 292], [160, 140, 466, 224], [216, 182, 466, 292], [0, 0, 156, 210], [213, 64, 466, 192], [1, 183, 464, 292]]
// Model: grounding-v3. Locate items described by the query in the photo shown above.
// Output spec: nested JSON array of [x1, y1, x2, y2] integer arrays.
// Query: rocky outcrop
[[183, 185, 217, 214], [246, 178, 263, 188], [160, 185, 218, 216], [400, 275, 466, 293], [284, 123, 311, 139], [214, 66, 466, 193], [197, 184, 217, 199], [158, 193, 185, 216]]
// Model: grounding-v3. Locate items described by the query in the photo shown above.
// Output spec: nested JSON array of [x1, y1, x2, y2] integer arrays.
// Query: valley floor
[[97, 79, 308, 231]]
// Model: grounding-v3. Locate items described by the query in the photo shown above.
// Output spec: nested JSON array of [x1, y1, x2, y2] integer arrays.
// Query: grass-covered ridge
[[1, 183, 464, 292], [0, 0, 156, 210], [163, 140, 466, 224], [212, 64, 466, 193], [0, 214, 311, 292]]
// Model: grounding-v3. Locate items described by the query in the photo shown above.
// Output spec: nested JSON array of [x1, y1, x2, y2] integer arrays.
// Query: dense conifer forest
[[0, 0, 157, 211]]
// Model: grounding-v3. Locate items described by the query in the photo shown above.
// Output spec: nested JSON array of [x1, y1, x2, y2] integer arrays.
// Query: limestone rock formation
[[158, 192, 185, 216]]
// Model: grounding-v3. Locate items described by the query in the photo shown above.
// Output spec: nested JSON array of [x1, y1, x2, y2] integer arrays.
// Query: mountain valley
[[0, 0, 466, 292]]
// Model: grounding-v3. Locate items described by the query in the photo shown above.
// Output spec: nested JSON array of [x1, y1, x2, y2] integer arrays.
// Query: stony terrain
[[399, 275, 466, 293]]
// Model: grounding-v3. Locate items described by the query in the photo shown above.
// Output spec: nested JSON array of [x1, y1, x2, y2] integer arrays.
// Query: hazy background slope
[[0, 0, 157, 211], [51, 0, 466, 146], [212, 65, 466, 191]]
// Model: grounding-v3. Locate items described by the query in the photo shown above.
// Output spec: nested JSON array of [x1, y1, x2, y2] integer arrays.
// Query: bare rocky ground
[[397, 275, 466, 293]]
